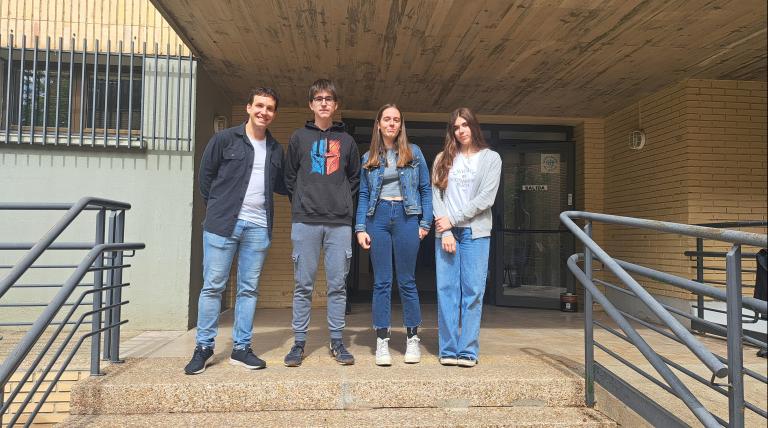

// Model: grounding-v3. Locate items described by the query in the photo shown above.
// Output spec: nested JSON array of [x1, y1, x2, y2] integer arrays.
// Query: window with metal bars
[[1, 60, 142, 134]]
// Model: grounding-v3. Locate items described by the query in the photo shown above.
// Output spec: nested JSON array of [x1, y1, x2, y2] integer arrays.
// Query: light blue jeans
[[435, 227, 490, 360], [291, 222, 352, 342], [196, 220, 270, 350]]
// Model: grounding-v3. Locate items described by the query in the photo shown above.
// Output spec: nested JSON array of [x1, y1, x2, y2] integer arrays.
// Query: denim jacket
[[355, 144, 433, 232]]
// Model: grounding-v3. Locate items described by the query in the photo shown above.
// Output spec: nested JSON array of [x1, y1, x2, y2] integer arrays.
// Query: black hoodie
[[284, 121, 360, 224]]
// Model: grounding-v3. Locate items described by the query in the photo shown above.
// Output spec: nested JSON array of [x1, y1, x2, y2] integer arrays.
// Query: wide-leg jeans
[[435, 227, 490, 360]]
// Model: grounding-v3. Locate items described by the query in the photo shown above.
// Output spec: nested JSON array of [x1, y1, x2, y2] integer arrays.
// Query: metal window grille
[[0, 34, 196, 151]]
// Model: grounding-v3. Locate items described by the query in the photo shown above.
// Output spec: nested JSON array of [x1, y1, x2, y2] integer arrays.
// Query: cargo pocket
[[291, 251, 300, 283], [343, 248, 353, 277]]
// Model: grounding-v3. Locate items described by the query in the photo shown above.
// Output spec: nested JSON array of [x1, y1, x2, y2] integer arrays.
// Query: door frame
[[492, 139, 576, 309]]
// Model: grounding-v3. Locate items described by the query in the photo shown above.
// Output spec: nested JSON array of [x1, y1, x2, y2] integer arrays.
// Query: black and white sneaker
[[230, 347, 266, 370], [184, 345, 214, 375], [329, 339, 355, 365]]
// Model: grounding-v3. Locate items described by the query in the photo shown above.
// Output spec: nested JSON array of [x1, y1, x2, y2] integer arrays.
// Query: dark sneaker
[[329, 339, 355, 365], [230, 347, 266, 370], [184, 345, 214, 375], [284, 341, 306, 367], [458, 356, 477, 367]]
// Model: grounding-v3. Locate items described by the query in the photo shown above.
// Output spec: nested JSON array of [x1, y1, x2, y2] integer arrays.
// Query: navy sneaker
[[184, 345, 214, 375], [284, 341, 306, 367], [230, 347, 266, 370], [329, 339, 355, 365]]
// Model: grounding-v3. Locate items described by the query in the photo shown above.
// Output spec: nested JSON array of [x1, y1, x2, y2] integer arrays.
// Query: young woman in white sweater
[[432, 107, 501, 367]]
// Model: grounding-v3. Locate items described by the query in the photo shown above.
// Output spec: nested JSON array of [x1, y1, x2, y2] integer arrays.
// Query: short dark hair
[[308, 79, 338, 102], [247, 87, 279, 110]]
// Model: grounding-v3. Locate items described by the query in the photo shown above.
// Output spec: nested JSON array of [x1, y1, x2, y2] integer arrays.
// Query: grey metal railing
[[0, 197, 144, 427], [561, 211, 767, 428], [0, 33, 196, 150], [684, 221, 767, 344]]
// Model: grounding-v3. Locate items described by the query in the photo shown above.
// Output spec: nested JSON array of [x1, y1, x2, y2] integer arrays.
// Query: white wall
[[0, 148, 195, 330]]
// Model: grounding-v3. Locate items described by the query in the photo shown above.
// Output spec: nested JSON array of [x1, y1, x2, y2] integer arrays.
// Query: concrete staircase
[[62, 354, 615, 427]]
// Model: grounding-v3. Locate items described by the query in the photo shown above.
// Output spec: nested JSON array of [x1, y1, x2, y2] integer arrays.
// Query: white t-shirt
[[445, 150, 482, 228], [237, 136, 268, 226]]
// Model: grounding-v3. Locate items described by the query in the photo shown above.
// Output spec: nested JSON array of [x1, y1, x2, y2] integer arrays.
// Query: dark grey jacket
[[199, 122, 287, 238]]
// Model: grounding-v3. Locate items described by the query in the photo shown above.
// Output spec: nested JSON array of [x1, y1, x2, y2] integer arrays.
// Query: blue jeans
[[291, 222, 352, 342], [196, 220, 270, 349], [435, 227, 490, 360], [367, 200, 422, 329]]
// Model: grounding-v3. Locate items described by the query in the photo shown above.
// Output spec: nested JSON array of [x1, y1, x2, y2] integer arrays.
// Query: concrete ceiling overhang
[[152, 0, 767, 117]]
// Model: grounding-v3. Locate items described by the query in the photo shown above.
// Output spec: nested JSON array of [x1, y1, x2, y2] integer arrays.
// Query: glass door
[[494, 141, 575, 309]]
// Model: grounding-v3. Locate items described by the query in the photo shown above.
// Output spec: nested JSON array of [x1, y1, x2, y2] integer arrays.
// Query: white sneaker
[[404, 335, 421, 364], [439, 357, 458, 366], [375, 337, 392, 366]]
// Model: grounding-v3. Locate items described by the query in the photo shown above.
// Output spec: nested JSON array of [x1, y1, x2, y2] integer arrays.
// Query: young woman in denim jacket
[[432, 107, 501, 367], [355, 104, 433, 366]]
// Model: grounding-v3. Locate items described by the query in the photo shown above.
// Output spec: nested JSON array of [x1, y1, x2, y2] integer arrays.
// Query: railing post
[[90, 208, 106, 376], [584, 220, 595, 407], [102, 213, 116, 361], [696, 237, 705, 320], [725, 244, 744, 427], [110, 210, 126, 363]]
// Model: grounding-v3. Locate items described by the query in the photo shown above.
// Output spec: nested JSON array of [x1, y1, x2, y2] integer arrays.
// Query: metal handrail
[[684, 221, 767, 339], [561, 211, 767, 428], [0, 242, 143, 383], [0, 198, 143, 427], [0, 196, 132, 299], [563, 211, 767, 248]]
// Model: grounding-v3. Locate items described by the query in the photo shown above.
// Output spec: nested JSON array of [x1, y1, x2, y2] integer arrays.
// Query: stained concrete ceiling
[[152, 0, 767, 117]]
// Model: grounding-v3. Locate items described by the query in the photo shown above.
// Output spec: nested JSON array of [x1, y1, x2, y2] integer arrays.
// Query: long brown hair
[[363, 104, 413, 169], [432, 107, 488, 191]]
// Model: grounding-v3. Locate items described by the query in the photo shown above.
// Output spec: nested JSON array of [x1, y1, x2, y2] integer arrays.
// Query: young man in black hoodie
[[283, 79, 360, 366]]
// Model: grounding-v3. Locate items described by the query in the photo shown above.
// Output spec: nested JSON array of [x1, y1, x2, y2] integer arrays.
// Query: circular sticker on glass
[[541, 154, 560, 174]]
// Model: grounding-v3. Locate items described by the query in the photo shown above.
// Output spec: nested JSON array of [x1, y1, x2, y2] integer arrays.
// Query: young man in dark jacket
[[283, 79, 360, 366], [184, 87, 286, 375]]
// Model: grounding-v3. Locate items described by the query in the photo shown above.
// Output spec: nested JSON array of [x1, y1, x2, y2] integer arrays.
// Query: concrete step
[[62, 407, 616, 427], [70, 355, 586, 415]]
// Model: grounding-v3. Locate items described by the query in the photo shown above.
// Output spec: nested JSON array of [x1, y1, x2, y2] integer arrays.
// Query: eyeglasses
[[312, 96, 336, 104]]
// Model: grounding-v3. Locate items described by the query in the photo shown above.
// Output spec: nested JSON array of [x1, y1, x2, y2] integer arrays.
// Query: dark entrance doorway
[[494, 139, 576, 309], [345, 119, 574, 310]]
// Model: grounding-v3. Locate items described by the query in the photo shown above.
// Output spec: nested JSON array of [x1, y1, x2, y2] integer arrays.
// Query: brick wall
[[684, 79, 767, 289], [573, 119, 606, 302], [3, 370, 86, 426], [602, 79, 767, 299], [685, 79, 767, 225]]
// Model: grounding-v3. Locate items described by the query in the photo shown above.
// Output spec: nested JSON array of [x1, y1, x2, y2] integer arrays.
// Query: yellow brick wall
[[3, 370, 86, 426], [602, 79, 767, 299], [0, 0, 189, 55], [685, 79, 767, 225], [603, 82, 691, 299], [573, 119, 606, 303], [684, 79, 767, 290]]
